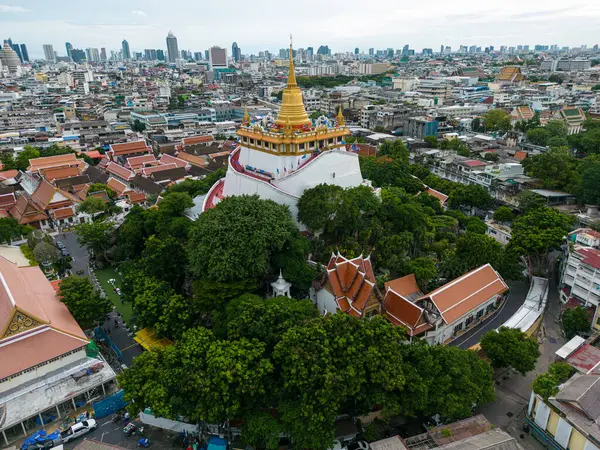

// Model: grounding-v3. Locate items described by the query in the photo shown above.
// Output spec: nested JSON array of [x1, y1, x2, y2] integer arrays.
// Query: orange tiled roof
[[28, 153, 80, 171], [40, 166, 82, 182], [417, 264, 508, 324], [107, 177, 128, 196], [424, 187, 448, 205], [126, 154, 157, 171], [160, 154, 190, 168], [514, 151, 527, 161], [325, 252, 377, 317], [106, 162, 135, 181], [183, 135, 214, 146], [109, 140, 150, 155], [176, 152, 209, 167], [51, 206, 75, 219]]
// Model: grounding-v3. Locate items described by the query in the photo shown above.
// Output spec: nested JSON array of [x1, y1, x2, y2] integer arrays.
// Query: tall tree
[[509, 206, 573, 271], [58, 276, 111, 329], [561, 307, 591, 339], [522, 147, 581, 192], [483, 109, 511, 133], [480, 327, 540, 375], [141, 235, 187, 290], [188, 195, 298, 282], [76, 221, 114, 259], [78, 196, 107, 215]]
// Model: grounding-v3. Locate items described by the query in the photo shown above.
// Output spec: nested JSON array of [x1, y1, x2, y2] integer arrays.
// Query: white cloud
[[131, 10, 146, 17], [0, 4, 30, 12]]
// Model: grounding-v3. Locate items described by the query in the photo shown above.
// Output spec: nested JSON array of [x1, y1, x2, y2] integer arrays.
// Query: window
[[476, 309, 484, 319], [465, 315, 474, 326], [453, 323, 463, 334], [596, 316, 600, 327]]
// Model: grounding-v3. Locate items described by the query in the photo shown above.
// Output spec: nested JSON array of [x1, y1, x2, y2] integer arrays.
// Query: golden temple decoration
[[274, 39, 312, 129], [242, 106, 250, 125], [336, 106, 345, 127], [2, 309, 42, 338]]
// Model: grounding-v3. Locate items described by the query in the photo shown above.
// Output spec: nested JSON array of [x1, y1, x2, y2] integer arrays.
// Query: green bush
[[20, 244, 38, 266], [362, 423, 379, 442]]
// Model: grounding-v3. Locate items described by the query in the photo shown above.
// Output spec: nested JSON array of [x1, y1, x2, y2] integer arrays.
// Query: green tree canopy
[[33, 242, 60, 265], [58, 276, 111, 329], [561, 306, 591, 339], [509, 206, 572, 270], [522, 147, 581, 192], [78, 196, 107, 215], [493, 206, 514, 223], [188, 195, 298, 282], [533, 362, 573, 400], [140, 235, 187, 290], [76, 221, 114, 260], [0, 218, 32, 243], [483, 109, 512, 132], [480, 327, 540, 375]]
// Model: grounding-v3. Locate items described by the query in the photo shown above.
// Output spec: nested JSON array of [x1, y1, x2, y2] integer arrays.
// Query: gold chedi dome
[[274, 43, 312, 129]]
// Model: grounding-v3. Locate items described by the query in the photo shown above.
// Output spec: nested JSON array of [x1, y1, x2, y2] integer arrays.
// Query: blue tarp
[[207, 437, 227, 450], [20, 429, 61, 450], [92, 389, 127, 419]]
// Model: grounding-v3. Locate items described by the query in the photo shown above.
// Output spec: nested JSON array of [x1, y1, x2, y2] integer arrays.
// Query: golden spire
[[274, 35, 311, 130], [242, 106, 250, 124], [336, 106, 345, 127]]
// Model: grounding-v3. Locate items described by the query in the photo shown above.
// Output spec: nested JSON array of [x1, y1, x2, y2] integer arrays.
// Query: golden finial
[[287, 35, 297, 87], [242, 106, 250, 124], [336, 106, 345, 127]]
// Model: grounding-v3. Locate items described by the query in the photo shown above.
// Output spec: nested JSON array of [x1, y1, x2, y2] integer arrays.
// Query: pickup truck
[[60, 419, 97, 443]]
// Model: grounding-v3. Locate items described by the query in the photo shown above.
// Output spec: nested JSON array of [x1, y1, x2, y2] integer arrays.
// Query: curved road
[[450, 279, 530, 349]]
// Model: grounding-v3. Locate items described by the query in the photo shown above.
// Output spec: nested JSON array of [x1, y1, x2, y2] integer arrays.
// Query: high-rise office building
[[317, 45, 330, 55], [19, 44, 28, 62], [193, 52, 202, 61], [4, 38, 12, 48], [305, 47, 313, 60], [122, 40, 131, 60], [369, 48, 374, 56], [65, 42, 73, 60], [354, 47, 359, 55], [166, 31, 179, 63], [144, 49, 157, 60], [209, 46, 227, 68], [402, 44, 409, 55], [204, 49, 209, 60], [156, 49, 165, 61], [231, 42, 241, 63], [43, 44, 55, 62], [11, 44, 22, 62], [100, 48, 107, 61], [71, 48, 86, 63]]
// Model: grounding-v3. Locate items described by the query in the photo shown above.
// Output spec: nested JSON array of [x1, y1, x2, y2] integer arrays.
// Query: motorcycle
[[111, 413, 122, 423], [124, 423, 136, 436]]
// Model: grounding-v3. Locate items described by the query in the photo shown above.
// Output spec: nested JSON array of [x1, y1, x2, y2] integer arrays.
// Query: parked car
[[115, 288, 121, 296], [61, 248, 70, 257], [56, 241, 65, 249], [75, 269, 85, 275], [61, 419, 97, 443]]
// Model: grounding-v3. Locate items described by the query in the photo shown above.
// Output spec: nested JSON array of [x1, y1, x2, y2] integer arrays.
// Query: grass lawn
[[94, 266, 134, 325]]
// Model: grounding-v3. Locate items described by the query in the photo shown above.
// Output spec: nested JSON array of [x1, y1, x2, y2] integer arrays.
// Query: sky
[[2, 0, 600, 58]]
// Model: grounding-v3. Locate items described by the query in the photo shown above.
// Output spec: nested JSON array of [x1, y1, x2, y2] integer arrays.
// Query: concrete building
[[121, 40, 131, 60], [209, 46, 227, 69], [358, 63, 389, 74], [528, 367, 600, 450], [404, 116, 438, 139], [42, 44, 55, 62], [0, 44, 21, 73], [166, 31, 179, 63], [561, 246, 600, 309], [0, 257, 117, 446]]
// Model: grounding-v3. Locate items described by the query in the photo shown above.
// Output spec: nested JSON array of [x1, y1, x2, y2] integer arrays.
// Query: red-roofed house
[[106, 140, 151, 161], [106, 162, 135, 182], [314, 252, 382, 317], [383, 264, 508, 344], [182, 135, 214, 147], [0, 256, 117, 444], [562, 247, 600, 315]]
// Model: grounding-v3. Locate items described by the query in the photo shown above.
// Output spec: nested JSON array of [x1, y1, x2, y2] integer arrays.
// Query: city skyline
[[1, 0, 599, 58]]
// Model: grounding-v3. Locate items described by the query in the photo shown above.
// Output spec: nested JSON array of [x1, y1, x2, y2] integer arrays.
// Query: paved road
[[55, 231, 142, 367], [61, 415, 177, 450], [451, 279, 530, 349], [53, 231, 90, 277]]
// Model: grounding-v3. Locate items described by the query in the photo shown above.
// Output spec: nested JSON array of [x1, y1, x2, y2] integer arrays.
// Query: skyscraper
[[369, 48, 374, 56], [231, 42, 241, 63], [166, 31, 179, 63], [156, 49, 165, 61], [354, 47, 359, 55], [204, 50, 209, 60], [100, 47, 107, 61], [209, 46, 227, 69], [12, 44, 22, 62], [121, 40, 131, 60], [19, 44, 28, 62], [43, 44, 55, 62], [65, 42, 73, 60]]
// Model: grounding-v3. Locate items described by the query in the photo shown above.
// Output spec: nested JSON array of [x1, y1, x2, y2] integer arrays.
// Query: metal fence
[[94, 326, 123, 361]]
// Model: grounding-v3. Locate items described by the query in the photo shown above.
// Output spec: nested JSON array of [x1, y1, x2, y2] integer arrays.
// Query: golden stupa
[[274, 43, 312, 129], [236, 38, 349, 156]]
